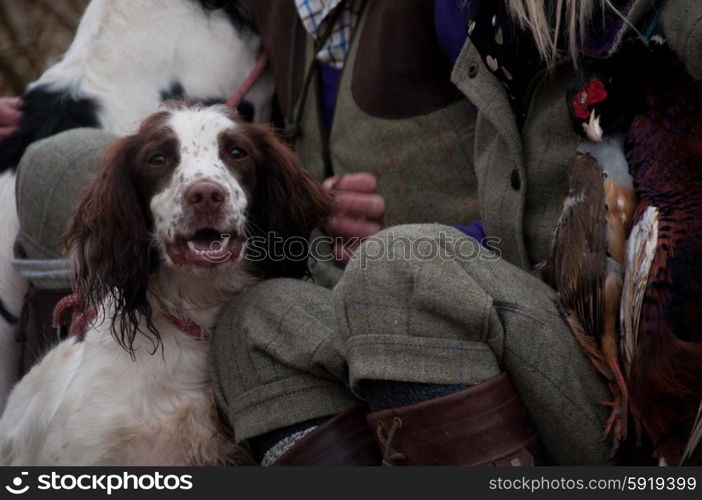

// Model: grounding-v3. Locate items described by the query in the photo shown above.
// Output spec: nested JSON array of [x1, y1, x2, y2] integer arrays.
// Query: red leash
[[52, 294, 97, 341], [226, 50, 268, 109]]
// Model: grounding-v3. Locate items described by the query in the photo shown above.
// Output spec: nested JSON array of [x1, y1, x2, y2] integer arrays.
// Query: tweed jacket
[[255, 0, 481, 228], [452, 0, 702, 271]]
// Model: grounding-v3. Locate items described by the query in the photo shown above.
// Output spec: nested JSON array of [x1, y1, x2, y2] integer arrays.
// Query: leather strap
[[283, 0, 351, 143], [274, 406, 381, 466], [0, 298, 17, 324], [367, 372, 547, 466]]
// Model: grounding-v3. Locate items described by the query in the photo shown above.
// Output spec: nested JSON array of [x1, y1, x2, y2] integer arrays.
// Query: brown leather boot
[[274, 406, 382, 465], [366, 373, 547, 466]]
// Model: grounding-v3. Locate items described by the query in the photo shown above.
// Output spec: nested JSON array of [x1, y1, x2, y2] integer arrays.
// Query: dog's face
[[133, 107, 255, 272], [62, 104, 331, 349]]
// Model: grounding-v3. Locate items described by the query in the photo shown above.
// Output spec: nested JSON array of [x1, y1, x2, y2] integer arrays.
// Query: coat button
[[510, 169, 521, 190], [468, 64, 479, 78]]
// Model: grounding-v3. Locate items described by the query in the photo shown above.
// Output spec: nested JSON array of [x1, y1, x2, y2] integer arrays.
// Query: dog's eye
[[147, 153, 167, 166], [229, 147, 248, 160]]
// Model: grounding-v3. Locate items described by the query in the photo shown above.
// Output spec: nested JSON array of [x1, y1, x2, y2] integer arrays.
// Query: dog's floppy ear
[[247, 123, 333, 278], [61, 134, 158, 354]]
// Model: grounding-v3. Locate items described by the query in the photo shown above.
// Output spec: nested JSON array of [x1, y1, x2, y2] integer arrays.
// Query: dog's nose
[[185, 181, 226, 214]]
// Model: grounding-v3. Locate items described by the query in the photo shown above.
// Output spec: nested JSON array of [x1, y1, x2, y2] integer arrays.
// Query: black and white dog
[[0, 0, 274, 411]]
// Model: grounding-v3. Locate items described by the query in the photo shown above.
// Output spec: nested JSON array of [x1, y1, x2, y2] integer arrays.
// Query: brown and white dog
[[0, 104, 330, 465]]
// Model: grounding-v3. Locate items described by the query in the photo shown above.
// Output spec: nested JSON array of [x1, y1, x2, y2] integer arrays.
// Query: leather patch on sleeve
[[351, 0, 462, 119]]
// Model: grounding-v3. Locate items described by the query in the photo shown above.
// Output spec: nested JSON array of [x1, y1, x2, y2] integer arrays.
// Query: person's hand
[[322, 173, 385, 263], [0, 97, 21, 140]]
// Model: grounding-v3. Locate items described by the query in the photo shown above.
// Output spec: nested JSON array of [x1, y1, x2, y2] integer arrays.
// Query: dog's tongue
[[188, 229, 222, 251], [166, 229, 242, 267]]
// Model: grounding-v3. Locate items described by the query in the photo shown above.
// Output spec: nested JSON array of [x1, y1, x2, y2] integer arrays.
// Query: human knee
[[213, 277, 342, 390], [15, 128, 115, 259], [213, 278, 307, 359], [16, 128, 113, 190], [344, 223, 490, 282]]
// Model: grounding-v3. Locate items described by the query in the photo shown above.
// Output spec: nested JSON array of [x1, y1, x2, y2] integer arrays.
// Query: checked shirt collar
[[295, 0, 362, 68]]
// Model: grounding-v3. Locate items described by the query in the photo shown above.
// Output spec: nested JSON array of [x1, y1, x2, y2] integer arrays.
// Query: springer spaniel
[[0, 0, 273, 411], [0, 104, 331, 465]]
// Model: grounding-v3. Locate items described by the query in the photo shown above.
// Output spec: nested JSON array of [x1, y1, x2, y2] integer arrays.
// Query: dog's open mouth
[[166, 228, 244, 267]]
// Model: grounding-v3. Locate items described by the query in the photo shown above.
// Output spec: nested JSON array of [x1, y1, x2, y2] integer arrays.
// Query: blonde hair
[[506, 0, 617, 69]]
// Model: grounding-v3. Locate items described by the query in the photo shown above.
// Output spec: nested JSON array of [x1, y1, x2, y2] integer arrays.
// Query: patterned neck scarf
[[295, 0, 363, 68]]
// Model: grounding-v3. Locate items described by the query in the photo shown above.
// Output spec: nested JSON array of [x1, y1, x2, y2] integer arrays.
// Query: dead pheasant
[[543, 36, 679, 456], [620, 45, 702, 466], [539, 151, 632, 454]]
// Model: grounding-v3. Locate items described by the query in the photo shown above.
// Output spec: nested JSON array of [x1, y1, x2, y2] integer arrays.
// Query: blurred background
[[0, 0, 88, 96]]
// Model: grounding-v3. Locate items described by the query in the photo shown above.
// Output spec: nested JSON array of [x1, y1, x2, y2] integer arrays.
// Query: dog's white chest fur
[[0, 306, 233, 466]]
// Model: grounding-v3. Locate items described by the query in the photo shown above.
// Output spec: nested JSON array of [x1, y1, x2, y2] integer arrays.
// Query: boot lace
[[376, 417, 407, 465]]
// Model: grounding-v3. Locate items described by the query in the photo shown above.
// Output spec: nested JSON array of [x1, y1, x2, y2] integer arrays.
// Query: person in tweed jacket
[[209, 0, 702, 466]]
